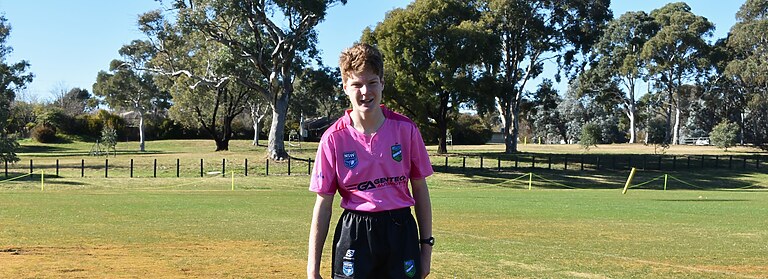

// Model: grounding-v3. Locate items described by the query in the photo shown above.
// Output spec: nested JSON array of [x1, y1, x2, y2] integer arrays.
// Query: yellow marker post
[[622, 167, 636, 194], [231, 170, 235, 191], [528, 173, 533, 190], [41, 170, 45, 192], [664, 174, 668, 191]]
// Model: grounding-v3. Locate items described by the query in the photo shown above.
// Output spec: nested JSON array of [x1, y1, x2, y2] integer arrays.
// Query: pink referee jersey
[[309, 106, 434, 212]]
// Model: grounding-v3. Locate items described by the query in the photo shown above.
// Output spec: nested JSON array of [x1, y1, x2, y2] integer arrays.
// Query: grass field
[[2, 140, 768, 278]]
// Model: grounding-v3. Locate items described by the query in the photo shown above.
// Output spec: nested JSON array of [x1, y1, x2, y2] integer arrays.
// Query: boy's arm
[[411, 178, 432, 278], [308, 193, 334, 279]]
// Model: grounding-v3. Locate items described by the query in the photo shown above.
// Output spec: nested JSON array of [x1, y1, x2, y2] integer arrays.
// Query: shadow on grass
[[651, 199, 751, 202], [436, 164, 767, 191]]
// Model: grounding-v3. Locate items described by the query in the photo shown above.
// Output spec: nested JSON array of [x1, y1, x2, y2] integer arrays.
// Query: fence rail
[[2, 154, 765, 179]]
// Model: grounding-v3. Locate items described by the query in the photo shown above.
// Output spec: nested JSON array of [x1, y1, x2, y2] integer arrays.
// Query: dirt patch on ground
[[0, 240, 307, 278]]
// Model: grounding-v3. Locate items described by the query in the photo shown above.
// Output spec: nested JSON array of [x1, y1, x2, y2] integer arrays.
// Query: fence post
[[548, 155, 552, 170], [497, 157, 501, 172], [480, 156, 484, 169], [444, 156, 448, 171], [308, 158, 312, 175], [81, 159, 85, 177], [105, 159, 108, 178], [514, 155, 518, 169], [200, 159, 204, 177], [4, 159, 7, 177], [672, 156, 676, 170], [222, 158, 226, 177], [29, 159, 33, 176], [56, 159, 59, 176], [177, 159, 180, 177], [595, 156, 600, 170], [564, 155, 568, 170], [580, 155, 584, 171], [288, 157, 292, 175], [245, 158, 249, 176], [130, 159, 134, 178], [658, 156, 662, 170], [728, 155, 733, 169], [462, 157, 466, 171], [266, 159, 269, 176], [153, 159, 157, 178]]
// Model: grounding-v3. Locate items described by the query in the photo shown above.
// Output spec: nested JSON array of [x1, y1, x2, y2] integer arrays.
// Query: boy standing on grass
[[307, 43, 434, 279]]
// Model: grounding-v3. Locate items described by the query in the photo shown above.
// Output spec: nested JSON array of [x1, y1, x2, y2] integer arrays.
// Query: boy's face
[[343, 69, 384, 115]]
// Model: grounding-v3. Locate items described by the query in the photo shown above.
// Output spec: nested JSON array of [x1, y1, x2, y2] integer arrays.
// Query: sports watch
[[420, 237, 435, 246]]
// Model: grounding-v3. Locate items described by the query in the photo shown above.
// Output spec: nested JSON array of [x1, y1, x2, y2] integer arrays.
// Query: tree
[[367, 0, 486, 154], [529, 80, 568, 143], [726, 0, 768, 146], [291, 66, 343, 120], [132, 11, 255, 151], [710, 121, 740, 151], [642, 2, 714, 145], [0, 16, 33, 163], [580, 11, 658, 143], [53, 87, 95, 116], [93, 54, 171, 152], [579, 122, 600, 150], [156, 0, 346, 159], [475, 0, 612, 153]]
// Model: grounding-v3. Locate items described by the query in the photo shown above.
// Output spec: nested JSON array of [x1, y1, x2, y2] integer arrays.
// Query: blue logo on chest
[[343, 151, 358, 169]]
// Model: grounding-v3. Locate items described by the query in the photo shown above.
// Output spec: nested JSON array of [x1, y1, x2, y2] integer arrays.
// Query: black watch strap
[[419, 236, 435, 246]]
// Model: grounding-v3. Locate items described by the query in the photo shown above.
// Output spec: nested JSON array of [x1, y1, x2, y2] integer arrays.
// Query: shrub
[[30, 125, 57, 143], [579, 122, 601, 150], [449, 113, 493, 145], [710, 121, 739, 151]]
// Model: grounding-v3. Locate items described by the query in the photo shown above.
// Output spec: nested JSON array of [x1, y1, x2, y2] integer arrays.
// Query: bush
[[449, 113, 493, 145], [30, 125, 57, 143], [579, 122, 601, 150], [710, 121, 739, 151]]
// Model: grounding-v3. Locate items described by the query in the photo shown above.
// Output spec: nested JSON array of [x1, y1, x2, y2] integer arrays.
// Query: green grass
[[1, 139, 767, 278]]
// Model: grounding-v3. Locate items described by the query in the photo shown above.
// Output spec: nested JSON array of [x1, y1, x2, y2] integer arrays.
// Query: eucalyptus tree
[[0, 16, 33, 163], [475, 0, 612, 153], [158, 0, 346, 159], [642, 2, 714, 145], [580, 11, 658, 143], [367, 0, 488, 153], [726, 0, 768, 145], [94, 38, 172, 151], [133, 9, 260, 151]]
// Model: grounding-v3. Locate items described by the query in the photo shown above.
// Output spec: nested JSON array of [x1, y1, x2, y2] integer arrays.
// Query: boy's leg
[[385, 210, 421, 279], [332, 210, 375, 279]]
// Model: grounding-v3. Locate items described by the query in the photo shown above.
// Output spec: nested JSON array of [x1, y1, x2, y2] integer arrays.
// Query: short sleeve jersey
[[309, 106, 434, 212]]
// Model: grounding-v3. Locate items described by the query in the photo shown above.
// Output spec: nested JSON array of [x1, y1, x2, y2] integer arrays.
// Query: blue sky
[[0, 0, 744, 102]]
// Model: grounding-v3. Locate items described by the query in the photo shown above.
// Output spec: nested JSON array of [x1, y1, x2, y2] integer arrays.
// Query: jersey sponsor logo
[[391, 144, 402, 162], [404, 259, 416, 278], [345, 176, 408, 192], [357, 181, 376, 191], [343, 151, 358, 169], [343, 261, 354, 276]]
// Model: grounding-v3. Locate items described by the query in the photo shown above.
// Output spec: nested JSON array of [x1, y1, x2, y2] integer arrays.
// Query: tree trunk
[[252, 121, 260, 146], [267, 95, 289, 160], [672, 106, 681, 145], [214, 138, 229, 151], [436, 92, 449, 154], [138, 114, 146, 152]]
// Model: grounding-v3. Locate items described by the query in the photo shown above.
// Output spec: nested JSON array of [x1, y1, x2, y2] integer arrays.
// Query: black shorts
[[332, 207, 421, 279]]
